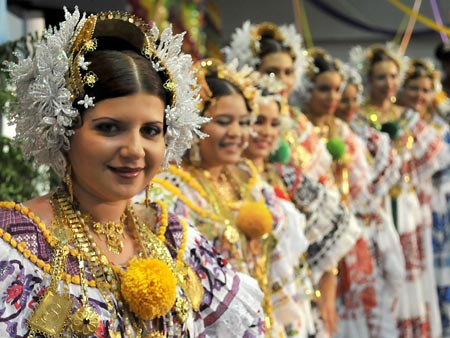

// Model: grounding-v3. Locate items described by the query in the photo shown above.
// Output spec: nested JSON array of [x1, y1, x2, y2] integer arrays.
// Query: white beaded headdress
[[349, 42, 409, 97], [4, 7, 208, 177], [222, 21, 305, 91], [340, 62, 364, 104]]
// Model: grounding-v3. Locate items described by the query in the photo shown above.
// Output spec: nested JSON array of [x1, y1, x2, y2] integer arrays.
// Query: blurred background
[[1, 0, 449, 199]]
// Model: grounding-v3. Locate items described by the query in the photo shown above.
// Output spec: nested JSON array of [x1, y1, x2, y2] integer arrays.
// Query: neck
[[197, 164, 225, 181], [72, 186, 129, 223], [368, 97, 393, 112], [307, 111, 333, 128], [250, 157, 265, 173]]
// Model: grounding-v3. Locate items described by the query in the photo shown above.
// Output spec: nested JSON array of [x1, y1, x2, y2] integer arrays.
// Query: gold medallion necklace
[[82, 211, 127, 254]]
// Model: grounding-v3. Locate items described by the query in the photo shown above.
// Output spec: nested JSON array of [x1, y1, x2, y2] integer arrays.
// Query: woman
[[0, 8, 265, 337], [297, 48, 400, 338], [224, 21, 333, 184], [137, 58, 360, 338], [224, 23, 344, 336], [243, 74, 367, 337], [136, 58, 306, 337], [336, 62, 406, 338], [398, 58, 450, 337], [353, 43, 446, 338]]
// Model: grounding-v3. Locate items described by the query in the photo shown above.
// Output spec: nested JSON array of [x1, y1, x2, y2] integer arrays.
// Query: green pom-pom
[[269, 140, 291, 164], [381, 121, 399, 140], [326, 137, 346, 161]]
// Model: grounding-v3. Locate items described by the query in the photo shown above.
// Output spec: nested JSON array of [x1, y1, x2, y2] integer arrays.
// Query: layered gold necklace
[[27, 187, 198, 338], [82, 209, 127, 254]]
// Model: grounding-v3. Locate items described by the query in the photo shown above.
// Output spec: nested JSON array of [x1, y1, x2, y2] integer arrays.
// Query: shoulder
[[0, 201, 53, 267]]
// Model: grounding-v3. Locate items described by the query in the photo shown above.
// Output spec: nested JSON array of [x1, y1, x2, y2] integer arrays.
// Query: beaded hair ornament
[[223, 21, 305, 91], [4, 7, 208, 177], [193, 58, 259, 117], [349, 42, 409, 96]]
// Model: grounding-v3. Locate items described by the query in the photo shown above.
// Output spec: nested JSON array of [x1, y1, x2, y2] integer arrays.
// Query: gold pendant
[[71, 305, 100, 336], [224, 225, 240, 244], [181, 266, 204, 311], [28, 290, 72, 338], [109, 328, 122, 338], [175, 297, 189, 323]]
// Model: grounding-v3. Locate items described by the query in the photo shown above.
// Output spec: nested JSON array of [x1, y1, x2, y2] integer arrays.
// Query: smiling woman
[[0, 7, 265, 338]]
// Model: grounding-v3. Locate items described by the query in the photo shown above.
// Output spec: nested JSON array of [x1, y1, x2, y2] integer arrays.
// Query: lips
[[109, 166, 144, 179], [253, 138, 273, 149]]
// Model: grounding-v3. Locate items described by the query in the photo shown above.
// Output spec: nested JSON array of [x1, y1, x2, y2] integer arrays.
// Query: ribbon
[[307, 0, 433, 37], [399, 0, 422, 55], [299, 0, 314, 48], [388, 0, 450, 36], [428, 0, 449, 44]]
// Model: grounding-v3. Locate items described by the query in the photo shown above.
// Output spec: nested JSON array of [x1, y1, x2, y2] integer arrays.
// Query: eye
[[239, 119, 251, 126], [316, 84, 331, 92], [285, 68, 294, 76], [214, 116, 233, 126], [255, 116, 265, 125], [264, 69, 279, 76], [141, 125, 162, 138], [94, 122, 120, 135], [272, 120, 281, 127]]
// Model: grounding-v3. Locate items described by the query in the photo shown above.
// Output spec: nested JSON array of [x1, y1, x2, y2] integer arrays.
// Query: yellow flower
[[121, 258, 177, 320], [236, 202, 273, 239]]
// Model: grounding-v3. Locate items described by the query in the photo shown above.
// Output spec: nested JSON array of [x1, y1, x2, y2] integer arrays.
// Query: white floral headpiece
[[222, 21, 305, 91], [4, 7, 207, 177], [349, 42, 409, 97], [340, 62, 364, 104], [403, 57, 441, 92]]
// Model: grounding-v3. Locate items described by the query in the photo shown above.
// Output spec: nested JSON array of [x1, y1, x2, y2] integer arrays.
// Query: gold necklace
[[83, 211, 127, 254], [49, 188, 192, 337]]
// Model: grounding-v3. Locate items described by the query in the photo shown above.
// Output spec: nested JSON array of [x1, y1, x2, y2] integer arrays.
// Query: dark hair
[[201, 76, 252, 114], [75, 36, 168, 116], [403, 59, 436, 89], [367, 47, 400, 78], [258, 38, 293, 65], [435, 43, 450, 63], [307, 48, 342, 81]]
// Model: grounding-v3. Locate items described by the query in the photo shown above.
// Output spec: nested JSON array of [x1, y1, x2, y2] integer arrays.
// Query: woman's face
[[369, 60, 400, 102], [400, 76, 433, 115], [309, 71, 343, 117], [335, 83, 360, 122], [68, 93, 165, 203], [199, 93, 251, 168], [244, 100, 280, 161], [259, 51, 295, 98]]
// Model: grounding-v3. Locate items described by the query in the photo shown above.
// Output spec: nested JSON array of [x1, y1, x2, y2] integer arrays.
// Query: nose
[[120, 130, 145, 159], [227, 120, 243, 137], [332, 90, 341, 102]]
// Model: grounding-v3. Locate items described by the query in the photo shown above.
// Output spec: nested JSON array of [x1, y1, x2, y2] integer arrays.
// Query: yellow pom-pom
[[121, 258, 177, 320], [236, 202, 273, 239]]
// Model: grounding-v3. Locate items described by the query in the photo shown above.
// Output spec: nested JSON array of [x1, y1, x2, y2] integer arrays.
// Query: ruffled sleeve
[[337, 119, 373, 212], [277, 165, 361, 282], [180, 216, 265, 338], [401, 109, 450, 181], [351, 115, 401, 198]]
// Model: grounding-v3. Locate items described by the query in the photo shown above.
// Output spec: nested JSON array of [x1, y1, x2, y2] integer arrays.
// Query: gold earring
[[145, 183, 153, 208], [64, 164, 74, 203], [189, 138, 201, 167]]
